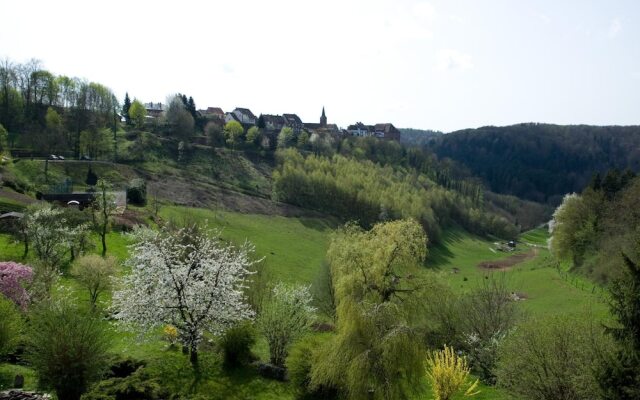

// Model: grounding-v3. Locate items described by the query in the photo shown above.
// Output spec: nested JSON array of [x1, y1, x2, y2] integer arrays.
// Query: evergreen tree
[[257, 114, 266, 129], [598, 252, 640, 399], [187, 96, 196, 119], [85, 167, 98, 186], [122, 92, 131, 125]]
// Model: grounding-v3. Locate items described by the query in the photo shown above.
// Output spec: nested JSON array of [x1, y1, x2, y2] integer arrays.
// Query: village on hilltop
[[143, 103, 401, 143]]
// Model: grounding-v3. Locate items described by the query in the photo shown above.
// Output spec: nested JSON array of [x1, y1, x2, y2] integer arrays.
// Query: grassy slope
[[429, 227, 608, 319], [0, 210, 608, 399], [160, 206, 336, 285]]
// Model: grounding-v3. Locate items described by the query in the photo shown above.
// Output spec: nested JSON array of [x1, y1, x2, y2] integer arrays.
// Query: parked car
[[49, 154, 58, 160], [58, 155, 65, 160]]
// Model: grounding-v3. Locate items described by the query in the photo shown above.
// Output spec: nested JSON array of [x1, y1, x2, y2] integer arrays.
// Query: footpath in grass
[[429, 227, 608, 319]]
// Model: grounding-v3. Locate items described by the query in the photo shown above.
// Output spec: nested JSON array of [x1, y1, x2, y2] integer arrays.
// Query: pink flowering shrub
[[0, 261, 33, 309]]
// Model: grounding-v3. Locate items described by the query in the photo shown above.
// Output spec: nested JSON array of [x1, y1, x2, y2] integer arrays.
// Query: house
[[283, 114, 303, 133], [200, 107, 225, 120], [347, 122, 374, 137], [347, 122, 400, 141], [373, 123, 401, 141], [225, 111, 255, 131], [144, 102, 165, 118], [231, 107, 257, 125], [259, 114, 285, 131]]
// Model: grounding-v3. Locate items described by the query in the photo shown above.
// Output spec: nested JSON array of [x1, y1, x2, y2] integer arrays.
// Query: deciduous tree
[[224, 120, 244, 149], [0, 261, 33, 309], [112, 225, 256, 366], [71, 254, 118, 309], [311, 219, 430, 400], [129, 99, 146, 129], [258, 283, 315, 368], [27, 298, 111, 400]]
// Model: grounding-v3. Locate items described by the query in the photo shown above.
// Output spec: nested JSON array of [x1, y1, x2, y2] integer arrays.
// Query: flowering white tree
[[112, 225, 256, 366], [24, 203, 89, 294], [258, 283, 316, 367]]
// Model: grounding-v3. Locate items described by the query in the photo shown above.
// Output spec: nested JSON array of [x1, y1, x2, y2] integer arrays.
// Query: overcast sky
[[1, 0, 638, 132]]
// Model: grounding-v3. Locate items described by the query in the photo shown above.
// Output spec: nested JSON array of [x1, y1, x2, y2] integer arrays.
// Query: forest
[[425, 123, 640, 204]]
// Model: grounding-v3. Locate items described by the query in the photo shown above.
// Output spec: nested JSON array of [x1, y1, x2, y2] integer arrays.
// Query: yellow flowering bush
[[426, 345, 480, 400], [163, 325, 178, 346]]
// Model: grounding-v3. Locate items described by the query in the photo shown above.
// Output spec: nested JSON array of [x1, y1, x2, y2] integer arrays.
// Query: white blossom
[[112, 225, 256, 361]]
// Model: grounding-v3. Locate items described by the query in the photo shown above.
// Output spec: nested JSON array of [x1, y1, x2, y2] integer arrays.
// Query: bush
[[106, 356, 147, 378], [219, 322, 256, 368], [81, 368, 173, 400], [0, 295, 23, 357], [26, 299, 111, 400], [255, 362, 287, 381], [425, 345, 480, 400], [287, 335, 337, 400], [71, 255, 118, 308], [126, 178, 146, 205], [496, 315, 608, 400]]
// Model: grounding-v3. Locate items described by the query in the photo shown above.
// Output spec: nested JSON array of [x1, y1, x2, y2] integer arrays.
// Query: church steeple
[[320, 106, 327, 127]]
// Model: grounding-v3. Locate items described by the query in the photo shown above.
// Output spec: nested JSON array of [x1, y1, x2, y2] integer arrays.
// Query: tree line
[[426, 123, 640, 204], [273, 148, 518, 243], [550, 168, 639, 283], [0, 57, 118, 159]]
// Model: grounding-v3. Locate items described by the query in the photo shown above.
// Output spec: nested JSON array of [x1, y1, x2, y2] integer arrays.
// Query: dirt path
[[478, 248, 539, 271]]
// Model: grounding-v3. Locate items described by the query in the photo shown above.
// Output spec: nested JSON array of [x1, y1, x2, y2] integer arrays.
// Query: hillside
[[424, 123, 640, 204]]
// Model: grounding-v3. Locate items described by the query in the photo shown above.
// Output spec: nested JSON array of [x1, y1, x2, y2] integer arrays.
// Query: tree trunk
[[22, 237, 28, 259], [190, 345, 198, 366], [101, 229, 107, 257]]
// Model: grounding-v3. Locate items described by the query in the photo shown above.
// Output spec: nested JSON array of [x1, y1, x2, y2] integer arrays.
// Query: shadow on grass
[[298, 217, 336, 232], [151, 351, 291, 400], [425, 228, 468, 270]]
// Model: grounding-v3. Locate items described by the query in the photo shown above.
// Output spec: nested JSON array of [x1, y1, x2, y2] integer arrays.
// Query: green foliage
[[273, 149, 517, 243], [259, 283, 316, 368], [550, 193, 598, 266], [598, 252, 640, 399], [94, 179, 116, 256], [0, 295, 23, 357], [297, 131, 309, 149], [81, 368, 172, 400], [129, 99, 147, 129], [277, 127, 295, 149], [219, 323, 256, 368], [71, 254, 118, 308], [0, 123, 9, 153], [427, 123, 640, 203], [224, 121, 244, 148], [126, 178, 147, 205], [311, 219, 429, 400], [205, 122, 224, 147], [165, 95, 194, 141], [26, 298, 112, 400], [287, 334, 337, 400], [86, 167, 98, 186], [122, 93, 131, 125], [496, 315, 607, 400], [550, 173, 640, 281], [459, 275, 519, 383], [246, 126, 261, 146]]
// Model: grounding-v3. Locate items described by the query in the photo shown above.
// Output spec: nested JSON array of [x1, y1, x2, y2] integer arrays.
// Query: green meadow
[[0, 208, 609, 399]]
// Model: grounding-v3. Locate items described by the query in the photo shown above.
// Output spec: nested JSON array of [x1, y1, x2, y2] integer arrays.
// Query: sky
[[1, 0, 639, 132]]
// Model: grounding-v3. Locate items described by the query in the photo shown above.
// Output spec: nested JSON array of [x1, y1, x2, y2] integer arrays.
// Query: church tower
[[320, 106, 327, 127]]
